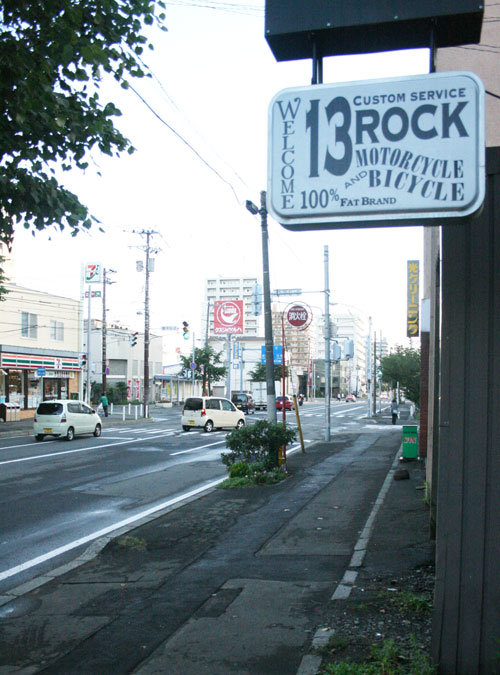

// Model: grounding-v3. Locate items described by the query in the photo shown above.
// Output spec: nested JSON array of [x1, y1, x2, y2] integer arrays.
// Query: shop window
[[50, 320, 64, 341], [21, 312, 37, 338]]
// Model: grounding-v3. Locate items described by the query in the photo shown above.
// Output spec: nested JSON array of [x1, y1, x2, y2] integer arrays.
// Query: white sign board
[[84, 262, 102, 283], [268, 72, 485, 230]]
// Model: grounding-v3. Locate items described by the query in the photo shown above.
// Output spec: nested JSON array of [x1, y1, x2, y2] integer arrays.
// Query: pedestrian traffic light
[[80, 353, 87, 368], [182, 321, 189, 339], [130, 331, 138, 347]]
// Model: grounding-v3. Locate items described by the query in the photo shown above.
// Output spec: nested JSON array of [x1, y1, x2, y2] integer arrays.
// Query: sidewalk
[[0, 409, 434, 674]]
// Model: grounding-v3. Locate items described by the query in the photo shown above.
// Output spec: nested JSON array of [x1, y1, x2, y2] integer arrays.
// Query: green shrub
[[229, 462, 251, 478], [222, 420, 296, 469]]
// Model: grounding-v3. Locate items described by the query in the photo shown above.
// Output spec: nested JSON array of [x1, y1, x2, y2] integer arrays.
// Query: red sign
[[286, 303, 310, 328], [214, 300, 244, 334]]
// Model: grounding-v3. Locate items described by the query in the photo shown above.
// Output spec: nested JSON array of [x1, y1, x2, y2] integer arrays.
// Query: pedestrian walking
[[391, 398, 398, 425], [99, 393, 109, 417]]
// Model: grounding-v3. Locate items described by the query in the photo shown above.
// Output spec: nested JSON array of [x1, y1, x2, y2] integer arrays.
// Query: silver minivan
[[181, 396, 245, 432], [33, 400, 102, 441]]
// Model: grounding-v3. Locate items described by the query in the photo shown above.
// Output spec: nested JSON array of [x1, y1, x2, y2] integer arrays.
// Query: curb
[[295, 443, 403, 675]]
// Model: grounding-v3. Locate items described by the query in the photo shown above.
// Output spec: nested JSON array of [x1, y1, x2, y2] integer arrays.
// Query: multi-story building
[[271, 304, 314, 395], [205, 276, 260, 337], [84, 319, 163, 403], [0, 283, 82, 410]]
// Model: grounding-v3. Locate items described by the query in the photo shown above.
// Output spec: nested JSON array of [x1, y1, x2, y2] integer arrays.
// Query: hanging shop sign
[[268, 71, 485, 230]]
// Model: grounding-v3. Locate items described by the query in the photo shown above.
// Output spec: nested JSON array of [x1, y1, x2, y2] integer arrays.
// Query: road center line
[[0, 432, 174, 466]]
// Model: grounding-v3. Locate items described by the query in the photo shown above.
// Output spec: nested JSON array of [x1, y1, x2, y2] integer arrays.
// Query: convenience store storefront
[[0, 350, 81, 409]]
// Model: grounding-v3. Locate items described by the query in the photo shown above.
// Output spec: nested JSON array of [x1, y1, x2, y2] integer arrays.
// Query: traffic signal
[[344, 339, 354, 360], [251, 283, 263, 316], [182, 321, 189, 339], [80, 353, 87, 368], [331, 343, 341, 362], [130, 331, 138, 347]]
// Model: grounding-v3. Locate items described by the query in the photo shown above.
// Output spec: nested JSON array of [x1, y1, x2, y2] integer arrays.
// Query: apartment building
[[205, 277, 260, 337], [271, 304, 314, 395]]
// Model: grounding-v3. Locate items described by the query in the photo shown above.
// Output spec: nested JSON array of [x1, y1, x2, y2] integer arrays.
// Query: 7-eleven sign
[[85, 263, 102, 283]]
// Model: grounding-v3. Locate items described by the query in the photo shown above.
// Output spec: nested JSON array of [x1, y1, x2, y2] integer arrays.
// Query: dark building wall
[[433, 147, 500, 673]]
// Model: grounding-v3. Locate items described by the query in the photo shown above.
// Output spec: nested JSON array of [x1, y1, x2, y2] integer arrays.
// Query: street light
[[246, 191, 277, 422]]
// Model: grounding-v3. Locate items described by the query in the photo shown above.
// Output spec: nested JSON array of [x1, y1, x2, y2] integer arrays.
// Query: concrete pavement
[[0, 406, 433, 674]]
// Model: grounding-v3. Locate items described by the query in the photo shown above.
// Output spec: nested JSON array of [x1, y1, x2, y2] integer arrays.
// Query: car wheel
[[35, 434, 44, 442], [93, 424, 102, 437], [204, 420, 214, 433], [236, 419, 245, 430], [182, 425, 191, 432], [66, 427, 75, 441]]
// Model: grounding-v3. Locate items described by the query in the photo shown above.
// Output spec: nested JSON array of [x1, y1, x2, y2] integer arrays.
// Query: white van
[[181, 396, 245, 432], [33, 400, 102, 441]]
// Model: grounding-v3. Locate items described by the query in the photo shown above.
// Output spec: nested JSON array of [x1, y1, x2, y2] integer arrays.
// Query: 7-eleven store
[[0, 350, 82, 410]]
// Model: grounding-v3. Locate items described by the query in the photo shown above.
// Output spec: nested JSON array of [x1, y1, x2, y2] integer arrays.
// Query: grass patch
[[218, 463, 289, 489], [116, 535, 147, 550], [322, 637, 436, 674]]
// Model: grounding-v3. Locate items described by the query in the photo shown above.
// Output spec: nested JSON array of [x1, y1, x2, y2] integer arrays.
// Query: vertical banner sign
[[407, 261, 420, 337], [213, 301, 244, 334], [84, 263, 102, 283]]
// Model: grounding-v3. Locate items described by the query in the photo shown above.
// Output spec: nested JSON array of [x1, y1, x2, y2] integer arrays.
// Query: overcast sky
[[11, 0, 430, 351]]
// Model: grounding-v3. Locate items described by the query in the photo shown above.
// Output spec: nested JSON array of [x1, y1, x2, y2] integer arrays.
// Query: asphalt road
[[0, 400, 388, 595]]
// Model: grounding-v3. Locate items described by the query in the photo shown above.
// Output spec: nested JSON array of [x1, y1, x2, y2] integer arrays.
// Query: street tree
[[381, 345, 421, 406], [179, 346, 226, 396], [249, 362, 290, 382], [0, 0, 166, 249]]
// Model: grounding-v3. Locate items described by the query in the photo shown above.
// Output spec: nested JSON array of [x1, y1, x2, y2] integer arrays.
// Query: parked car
[[182, 396, 245, 432], [231, 392, 256, 415], [33, 400, 102, 441], [345, 394, 357, 402], [276, 395, 292, 411]]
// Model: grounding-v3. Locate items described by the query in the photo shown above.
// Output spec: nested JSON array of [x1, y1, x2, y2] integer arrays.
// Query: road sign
[[261, 345, 283, 365], [190, 362, 197, 369], [268, 71, 485, 230]]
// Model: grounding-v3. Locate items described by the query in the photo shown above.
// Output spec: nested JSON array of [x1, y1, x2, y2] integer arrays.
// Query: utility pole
[[101, 268, 116, 397], [245, 191, 276, 422], [324, 245, 331, 441], [134, 229, 159, 418], [373, 332, 377, 416], [86, 287, 91, 404]]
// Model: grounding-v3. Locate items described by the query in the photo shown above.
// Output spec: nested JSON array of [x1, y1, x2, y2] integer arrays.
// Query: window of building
[[21, 312, 37, 338], [50, 320, 64, 341]]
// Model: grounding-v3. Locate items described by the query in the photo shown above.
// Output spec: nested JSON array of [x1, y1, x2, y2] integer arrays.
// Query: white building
[[84, 319, 163, 403], [0, 283, 82, 410], [204, 276, 260, 337]]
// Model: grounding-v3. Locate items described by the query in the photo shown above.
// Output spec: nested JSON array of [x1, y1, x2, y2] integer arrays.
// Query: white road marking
[[0, 432, 174, 466], [0, 478, 225, 583]]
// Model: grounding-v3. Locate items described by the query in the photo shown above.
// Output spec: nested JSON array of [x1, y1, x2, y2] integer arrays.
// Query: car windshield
[[37, 403, 63, 415], [232, 395, 245, 402], [184, 398, 203, 411]]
